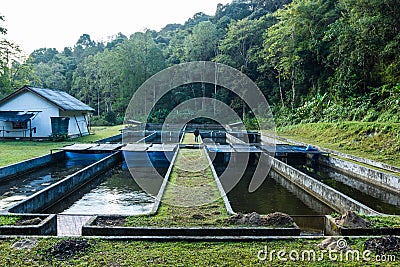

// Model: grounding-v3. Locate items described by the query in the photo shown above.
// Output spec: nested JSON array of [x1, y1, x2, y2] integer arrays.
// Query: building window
[[12, 121, 28, 129]]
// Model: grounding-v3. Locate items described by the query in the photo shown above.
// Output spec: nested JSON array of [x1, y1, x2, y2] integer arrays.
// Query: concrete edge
[[203, 147, 235, 215], [136, 131, 157, 143], [95, 133, 122, 143], [6, 151, 122, 214], [268, 153, 380, 215], [265, 134, 400, 175], [325, 215, 400, 236], [0, 214, 57, 235], [319, 155, 400, 194], [149, 146, 180, 214], [81, 220, 301, 236], [0, 151, 65, 181]]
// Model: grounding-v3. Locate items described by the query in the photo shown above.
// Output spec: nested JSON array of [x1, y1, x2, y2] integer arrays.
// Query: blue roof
[[0, 111, 34, 122]]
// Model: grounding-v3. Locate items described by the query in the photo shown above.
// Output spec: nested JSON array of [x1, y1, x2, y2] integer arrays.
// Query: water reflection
[[0, 153, 109, 210], [46, 169, 155, 215], [226, 165, 333, 215]]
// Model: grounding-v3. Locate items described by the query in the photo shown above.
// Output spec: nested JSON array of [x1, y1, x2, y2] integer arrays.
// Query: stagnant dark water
[[212, 153, 334, 234], [0, 152, 110, 210], [298, 165, 400, 215], [224, 165, 334, 216]]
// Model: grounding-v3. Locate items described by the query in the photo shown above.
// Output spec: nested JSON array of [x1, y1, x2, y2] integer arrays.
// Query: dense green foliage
[[1, 0, 399, 126]]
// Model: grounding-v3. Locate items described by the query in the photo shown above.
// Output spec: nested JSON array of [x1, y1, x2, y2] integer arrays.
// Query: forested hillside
[[1, 0, 399, 126]]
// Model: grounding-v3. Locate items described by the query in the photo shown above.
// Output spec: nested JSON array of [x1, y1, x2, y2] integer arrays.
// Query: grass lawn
[[358, 215, 400, 229], [277, 122, 400, 167], [181, 132, 202, 144], [0, 125, 123, 167], [0, 215, 21, 226], [0, 237, 398, 266]]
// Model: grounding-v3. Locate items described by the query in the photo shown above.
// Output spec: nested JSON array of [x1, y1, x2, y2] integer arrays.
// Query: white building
[[0, 86, 94, 138]]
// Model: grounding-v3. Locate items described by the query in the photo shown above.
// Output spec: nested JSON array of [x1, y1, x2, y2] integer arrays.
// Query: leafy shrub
[[91, 116, 112, 126], [104, 111, 117, 125], [49, 133, 69, 141]]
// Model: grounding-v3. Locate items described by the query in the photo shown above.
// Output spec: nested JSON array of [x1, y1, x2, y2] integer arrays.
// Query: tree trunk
[[278, 71, 285, 108], [242, 102, 245, 121], [291, 67, 295, 111]]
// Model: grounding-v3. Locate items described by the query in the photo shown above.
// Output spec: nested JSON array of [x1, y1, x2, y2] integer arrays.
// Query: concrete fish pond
[[43, 166, 160, 215], [82, 145, 301, 237], [299, 165, 400, 214], [0, 130, 400, 237], [0, 152, 111, 210]]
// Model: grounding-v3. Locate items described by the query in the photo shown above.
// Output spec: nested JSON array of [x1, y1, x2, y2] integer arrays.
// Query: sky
[[1, 0, 232, 55]]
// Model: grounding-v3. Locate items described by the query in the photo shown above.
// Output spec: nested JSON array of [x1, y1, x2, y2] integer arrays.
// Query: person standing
[[194, 128, 200, 143]]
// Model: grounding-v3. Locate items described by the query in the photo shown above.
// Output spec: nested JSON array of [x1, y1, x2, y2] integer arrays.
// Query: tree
[[30, 48, 58, 64], [326, 0, 400, 98], [113, 31, 166, 114], [215, 16, 274, 79], [262, 0, 339, 110], [105, 32, 127, 50], [71, 31, 166, 117], [184, 21, 219, 61], [0, 15, 28, 96]]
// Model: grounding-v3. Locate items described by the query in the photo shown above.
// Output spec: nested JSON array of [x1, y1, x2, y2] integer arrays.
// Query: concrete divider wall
[[204, 148, 235, 215], [136, 131, 157, 143], [95, 134, 122, 143], [150, 147, 180, 214], [0, 151, 65, 182], [226, 133, 245, 144], [8, 151, 122, 214], [270, 155, 379, 215], [262, 133, 400, 175], [319, 155, 400, 194]]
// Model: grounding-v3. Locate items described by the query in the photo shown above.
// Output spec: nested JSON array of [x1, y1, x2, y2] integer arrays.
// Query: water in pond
[[212, 153, 334, 234], [0, 152, 110, 210], [299, 165, 400, 215], [225, 165, 334, 216], [44, 162, 168, 215]]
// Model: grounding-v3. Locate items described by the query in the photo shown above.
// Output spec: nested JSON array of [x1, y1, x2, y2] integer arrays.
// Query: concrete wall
[[319, 155, 400, 194], [204, 147, 235, 215], [269, 169, 334, 215], [0, 214, 57, 235], [270, 154, 379, 215], [150, 147, 179, 214], [0, 91, 59, 138], [317, 165, 400, 207], [0, 151, 65, 182], [226, 133, 246, 144], [263, 134, 400, 175], [95, 134, 122, 144], [7, 151, 122, 214]]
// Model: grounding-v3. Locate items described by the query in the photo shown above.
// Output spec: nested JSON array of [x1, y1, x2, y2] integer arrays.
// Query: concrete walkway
[[57, 215, 92, 236]]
